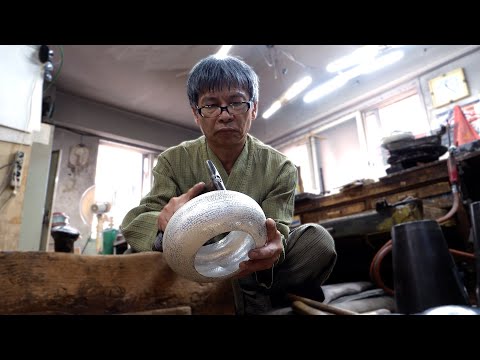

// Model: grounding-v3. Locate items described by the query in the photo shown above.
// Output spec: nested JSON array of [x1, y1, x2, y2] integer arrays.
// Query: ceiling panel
[[51, 45, 476, 144]]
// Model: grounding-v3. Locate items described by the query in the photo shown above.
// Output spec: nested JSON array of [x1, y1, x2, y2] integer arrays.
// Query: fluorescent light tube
[[303, 75, 349, 103], [326, 45, 380, 73], [304, 49, 405, 104], [284, 76, 312, 101], [215, 45, 233, 58], [262, 100, 282, 119], [358, 50, 404, 74]]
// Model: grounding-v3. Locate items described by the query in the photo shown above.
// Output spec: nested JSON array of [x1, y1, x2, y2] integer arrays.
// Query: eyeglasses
[[196, 100, 253, 118]]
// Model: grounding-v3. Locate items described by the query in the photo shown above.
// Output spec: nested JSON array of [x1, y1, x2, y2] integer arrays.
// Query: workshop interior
[[1, 44, 480, 315]]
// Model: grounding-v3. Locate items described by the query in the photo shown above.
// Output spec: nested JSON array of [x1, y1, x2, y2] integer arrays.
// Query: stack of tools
[[382, 130, 447, 175]]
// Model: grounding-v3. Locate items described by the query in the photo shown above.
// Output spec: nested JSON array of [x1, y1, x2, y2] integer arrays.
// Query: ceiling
[[51, 45, 477, 145]]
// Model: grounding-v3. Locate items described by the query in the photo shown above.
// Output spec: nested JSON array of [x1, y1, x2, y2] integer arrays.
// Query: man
[[121, 54, 337, 314]]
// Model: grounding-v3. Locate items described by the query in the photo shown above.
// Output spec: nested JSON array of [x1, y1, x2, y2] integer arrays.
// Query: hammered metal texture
[[163, 190, 267, 282]]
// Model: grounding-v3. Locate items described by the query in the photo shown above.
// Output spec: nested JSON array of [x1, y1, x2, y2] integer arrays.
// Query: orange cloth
[[453, 105, 480, 146]]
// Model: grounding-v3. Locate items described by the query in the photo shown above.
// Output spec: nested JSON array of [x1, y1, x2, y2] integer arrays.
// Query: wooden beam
[[0, 251, 235, 315]]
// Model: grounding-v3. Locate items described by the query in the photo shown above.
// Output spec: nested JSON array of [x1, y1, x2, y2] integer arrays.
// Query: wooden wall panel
[[0, 141, 31, 250]]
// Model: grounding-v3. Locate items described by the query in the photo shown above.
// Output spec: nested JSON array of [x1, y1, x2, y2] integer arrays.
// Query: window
[[278, 112, 370, 195], [142, 152, 158, 197], [94, 141, 159, 230], [362, 92, 431, 178], [274, 88, 431, 195], [363, 109, 389, 179], [313, 113, 369, 193], [279, 141, 316, 193], [378, 94, 431, 138]]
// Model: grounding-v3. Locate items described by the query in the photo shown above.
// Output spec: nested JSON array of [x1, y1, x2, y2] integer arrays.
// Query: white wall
[[0, 45, 43, 140], [0, 45, 46, 251]]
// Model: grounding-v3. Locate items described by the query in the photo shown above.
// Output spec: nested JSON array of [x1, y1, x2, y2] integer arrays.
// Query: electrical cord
[[0, 162, 13, 170]]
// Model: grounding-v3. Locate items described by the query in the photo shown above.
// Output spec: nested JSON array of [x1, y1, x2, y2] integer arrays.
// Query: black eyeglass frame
[[196, 100, 254, 118]]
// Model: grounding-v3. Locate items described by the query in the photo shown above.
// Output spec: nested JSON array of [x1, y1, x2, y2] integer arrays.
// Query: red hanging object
[[453, 105, 480, 146]]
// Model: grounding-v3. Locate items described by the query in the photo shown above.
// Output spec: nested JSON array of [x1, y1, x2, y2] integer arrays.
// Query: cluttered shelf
[[293, 148, 480, 288], [295, 158, 450, 223], [295, 150, 480, 223], [294, 148, 480, 235]]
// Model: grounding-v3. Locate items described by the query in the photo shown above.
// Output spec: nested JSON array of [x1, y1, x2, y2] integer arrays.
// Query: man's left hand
[[235, 218, 283, 278]]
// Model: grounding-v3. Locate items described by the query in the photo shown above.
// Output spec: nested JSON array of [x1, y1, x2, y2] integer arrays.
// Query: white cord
[[255, 265, 275, 290]]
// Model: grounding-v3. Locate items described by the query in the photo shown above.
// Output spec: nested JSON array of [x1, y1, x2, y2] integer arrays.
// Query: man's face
[[192, 88, 257, 148]]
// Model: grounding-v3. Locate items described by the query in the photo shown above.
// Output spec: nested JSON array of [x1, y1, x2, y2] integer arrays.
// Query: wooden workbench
[[295, 151, 480, 284], [0, 251, 235, 315], [295, 158, 452, 225]]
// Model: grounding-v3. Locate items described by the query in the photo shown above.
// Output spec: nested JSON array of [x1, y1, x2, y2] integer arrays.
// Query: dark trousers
[[232, 223, 337, 314]]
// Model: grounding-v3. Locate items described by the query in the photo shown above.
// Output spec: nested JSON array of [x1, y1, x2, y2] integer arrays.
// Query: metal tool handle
[[206, 160, 226, 190]]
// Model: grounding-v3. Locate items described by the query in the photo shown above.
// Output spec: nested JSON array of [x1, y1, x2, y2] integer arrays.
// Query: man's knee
[[301, 223, 337, 279], [305, 223, 335, 253], [289, 223, 336, 259]]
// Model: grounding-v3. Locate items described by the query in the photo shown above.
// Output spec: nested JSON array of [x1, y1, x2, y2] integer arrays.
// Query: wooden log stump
[[0, 251, 235, 315]]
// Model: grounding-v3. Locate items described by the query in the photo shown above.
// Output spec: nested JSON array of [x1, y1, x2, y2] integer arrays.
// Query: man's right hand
[[157, 182, 206, 232]]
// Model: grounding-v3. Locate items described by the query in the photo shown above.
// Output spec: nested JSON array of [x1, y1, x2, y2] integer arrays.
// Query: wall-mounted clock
[[428, 68, 470, 108]]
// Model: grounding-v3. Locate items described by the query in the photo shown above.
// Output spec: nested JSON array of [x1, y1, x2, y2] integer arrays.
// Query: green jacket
[[121, 134, 297, 266]]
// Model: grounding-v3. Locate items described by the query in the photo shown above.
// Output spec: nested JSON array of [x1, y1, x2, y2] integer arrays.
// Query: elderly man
[[121, 54, 337, 314]]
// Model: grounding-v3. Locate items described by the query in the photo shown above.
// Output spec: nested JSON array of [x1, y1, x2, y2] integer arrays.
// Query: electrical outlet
[[10, 151, 25, 189]]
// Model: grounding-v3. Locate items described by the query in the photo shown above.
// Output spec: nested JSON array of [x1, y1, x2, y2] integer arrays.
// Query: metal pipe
[[370, 190, 466, 295], [370, 146, 466, 295]]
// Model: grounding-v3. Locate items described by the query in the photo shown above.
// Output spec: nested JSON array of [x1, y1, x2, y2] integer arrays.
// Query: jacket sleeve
[[120, 155, 179, 252], [253, 159, 297, 289], [261, 159, 297, 265]]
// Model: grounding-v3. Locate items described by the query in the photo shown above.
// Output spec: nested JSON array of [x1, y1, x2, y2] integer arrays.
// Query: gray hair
[[187, 55, 259, 107]]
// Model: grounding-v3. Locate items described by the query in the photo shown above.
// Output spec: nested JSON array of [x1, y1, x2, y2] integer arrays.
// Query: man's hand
[[235, 218, 283, 278], [157, 182, 206, 232]]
